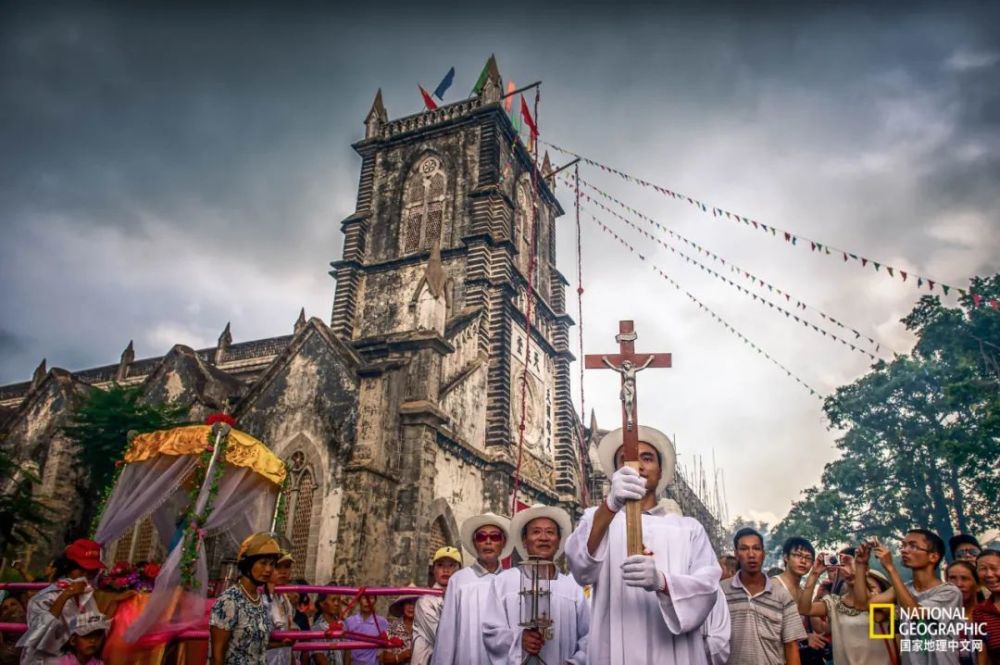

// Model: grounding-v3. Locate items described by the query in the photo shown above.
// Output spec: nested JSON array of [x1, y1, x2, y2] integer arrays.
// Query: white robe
[[483, 567, 590, 665], [565, 506, 721, 665], [265, 593, 294, 665], [411, 583, 444, 665], [429, 562, 502, 665], [16, 579, 101, 665], [700, 588, 731, 665]]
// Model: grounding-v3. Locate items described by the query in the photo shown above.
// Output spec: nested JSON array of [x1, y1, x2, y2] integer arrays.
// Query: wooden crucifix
[[585, 320, 672, 555]]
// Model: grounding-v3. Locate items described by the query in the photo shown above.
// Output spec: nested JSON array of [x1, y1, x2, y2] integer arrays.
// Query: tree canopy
[[773, 274, 1000, 549]]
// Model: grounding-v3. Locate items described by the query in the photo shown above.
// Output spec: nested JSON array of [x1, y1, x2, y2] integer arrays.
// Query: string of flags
[[587, 207, 881, 360], [587, 215, 823, 399], [560, 174, 890, 357], [543, 140, 997, 307]]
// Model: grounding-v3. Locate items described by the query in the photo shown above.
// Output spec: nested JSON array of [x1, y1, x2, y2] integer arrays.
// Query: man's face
[[433, 558, 460, 587], [523, 517, 561, 560], [977, 554, 1000, 595], [954, 545, 980, 562], [614, 442, 661, 494], [900, 532, 938, 570], [474, 525, 506, 565], [735, 535, 764, 575], [784, 547, 814, 576], [359, 594, 376, 614]]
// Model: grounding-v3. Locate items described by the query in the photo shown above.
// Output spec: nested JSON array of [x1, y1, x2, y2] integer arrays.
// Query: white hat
[[597, 425, 676, 497], [69, 611, 111, 636], [510, 504, 573, 560], [460, 512, 515, 560]]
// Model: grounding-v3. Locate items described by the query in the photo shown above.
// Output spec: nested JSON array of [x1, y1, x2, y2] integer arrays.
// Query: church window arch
[[400, 155, 448, 255]]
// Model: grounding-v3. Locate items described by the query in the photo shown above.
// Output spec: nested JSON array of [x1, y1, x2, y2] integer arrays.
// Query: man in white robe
[[430, 512, 515, 665], [411, 546, 461, 665], [565, 426, 723, 665], [483, 504, 590, 664]]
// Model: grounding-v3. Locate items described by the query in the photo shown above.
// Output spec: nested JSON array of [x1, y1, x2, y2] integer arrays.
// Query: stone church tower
[[0, 56, 588, 587], [327, 58, 581, 584]]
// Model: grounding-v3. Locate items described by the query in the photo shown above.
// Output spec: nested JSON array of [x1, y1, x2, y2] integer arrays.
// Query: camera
[[824, 554, 840, 566]]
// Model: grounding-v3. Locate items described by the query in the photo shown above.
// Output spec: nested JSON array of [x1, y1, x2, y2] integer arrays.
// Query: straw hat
[[460, 512, 515, 560], [510, 504, 573, 560], [596, 426, 676, 497], [237, 533, 281, 561], [388, 584, 421, 617]]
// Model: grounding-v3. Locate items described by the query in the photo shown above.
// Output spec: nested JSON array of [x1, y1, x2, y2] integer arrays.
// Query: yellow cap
[[238, 533, 281, 560], [433, 546, 462, 566]]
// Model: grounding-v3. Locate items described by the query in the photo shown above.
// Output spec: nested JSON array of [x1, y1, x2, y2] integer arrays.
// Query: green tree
[[0, 444, 54, 552], [773, 274, 1000, 548], [61, 384, 187, 536]]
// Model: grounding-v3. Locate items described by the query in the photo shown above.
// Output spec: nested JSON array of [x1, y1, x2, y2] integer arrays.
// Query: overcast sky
[[2, 1, 998, 528]]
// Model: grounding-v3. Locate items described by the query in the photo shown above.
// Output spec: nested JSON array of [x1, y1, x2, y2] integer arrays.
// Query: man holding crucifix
[[565, 321, 725, 665]]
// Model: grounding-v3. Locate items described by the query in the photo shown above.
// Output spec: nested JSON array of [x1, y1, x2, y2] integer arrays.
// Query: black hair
[[733, 527, 764, 550], [949, 534, 982, 557], [908, 529, 946, 568], [51, 556, 82, 579], [977, 549, 1000, 564], [839, 546, 857, 557], [781, 537, 815, 559]]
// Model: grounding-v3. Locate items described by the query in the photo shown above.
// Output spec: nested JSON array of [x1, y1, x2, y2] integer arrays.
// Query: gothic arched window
[[400, 155, 447, 255], [288, 470, 315, 578]]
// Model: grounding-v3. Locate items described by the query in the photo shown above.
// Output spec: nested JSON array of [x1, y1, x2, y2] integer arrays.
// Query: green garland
[[89, 461, 126, 538], [272, 474, 291, 535], [178, 428, 228, 590]]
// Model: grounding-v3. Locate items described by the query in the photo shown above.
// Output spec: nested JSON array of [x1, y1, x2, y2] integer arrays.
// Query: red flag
[[419, 85, 438, 111], [520, 95, 538, 138], [504, 80, 515, 113]]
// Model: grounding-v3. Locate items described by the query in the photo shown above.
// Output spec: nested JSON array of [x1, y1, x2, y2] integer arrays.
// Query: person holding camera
[[772, 538, 830, 665], [797, 546, 894, 664]]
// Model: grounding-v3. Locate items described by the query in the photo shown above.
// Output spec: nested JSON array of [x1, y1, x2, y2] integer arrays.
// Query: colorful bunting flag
[[504, 80, 515, 113]]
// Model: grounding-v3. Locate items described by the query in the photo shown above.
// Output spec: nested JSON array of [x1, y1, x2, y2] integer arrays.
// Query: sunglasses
[[474, 532, 504, 543]]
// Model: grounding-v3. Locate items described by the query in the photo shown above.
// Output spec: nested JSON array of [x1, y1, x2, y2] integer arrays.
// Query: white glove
[[622, 555, 666, 592], [605, 465, 646, 512]]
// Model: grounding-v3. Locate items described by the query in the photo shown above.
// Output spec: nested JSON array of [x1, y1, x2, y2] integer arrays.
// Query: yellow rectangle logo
[[869, 604, 895, 639]]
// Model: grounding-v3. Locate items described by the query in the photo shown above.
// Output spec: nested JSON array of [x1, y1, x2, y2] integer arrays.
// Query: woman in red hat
[[16, 539, 107, 664]]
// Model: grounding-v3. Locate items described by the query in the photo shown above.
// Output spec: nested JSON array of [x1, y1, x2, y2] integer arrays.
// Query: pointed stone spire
[[294, 307, 307, 334], [31, 358, 47, 390], [424, 241, 446, 299], [115, 340, 135, 382], [588, 408, 598, 438], [215, 322, 232, 365], [365, 88, 388, 139], [542, 151, 554, 190], [478, 54, 503, 104]]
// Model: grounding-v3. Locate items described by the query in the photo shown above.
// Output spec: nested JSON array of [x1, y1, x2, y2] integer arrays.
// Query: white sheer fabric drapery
[[125, 466, 278, 642], [93, 455, 199, 549]]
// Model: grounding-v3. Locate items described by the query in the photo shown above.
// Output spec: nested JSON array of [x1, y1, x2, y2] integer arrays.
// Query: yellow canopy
[[124, 425, 287, 486]]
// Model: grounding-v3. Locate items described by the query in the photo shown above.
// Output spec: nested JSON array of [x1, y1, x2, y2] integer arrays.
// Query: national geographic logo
[[869, 603, 895, 639]]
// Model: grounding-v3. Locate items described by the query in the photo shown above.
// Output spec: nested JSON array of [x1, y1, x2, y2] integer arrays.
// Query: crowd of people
[[2, 424, 998, 665]]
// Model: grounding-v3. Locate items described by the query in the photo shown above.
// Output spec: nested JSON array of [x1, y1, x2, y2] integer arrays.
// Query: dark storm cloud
[[1, 1, 998, 520]]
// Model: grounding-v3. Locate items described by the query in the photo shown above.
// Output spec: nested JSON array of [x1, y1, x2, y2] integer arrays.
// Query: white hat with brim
[[597, 425, 676, 497], [460, 512, 515, 560], [510, 504, 573, 560], [69, 611, 111, 637]]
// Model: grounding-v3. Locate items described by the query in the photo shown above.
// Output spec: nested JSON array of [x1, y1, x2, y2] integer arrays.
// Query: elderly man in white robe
[[483, 504, 590, 664], [565, 426, 723, 665], [430, 512, 515, 665]]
